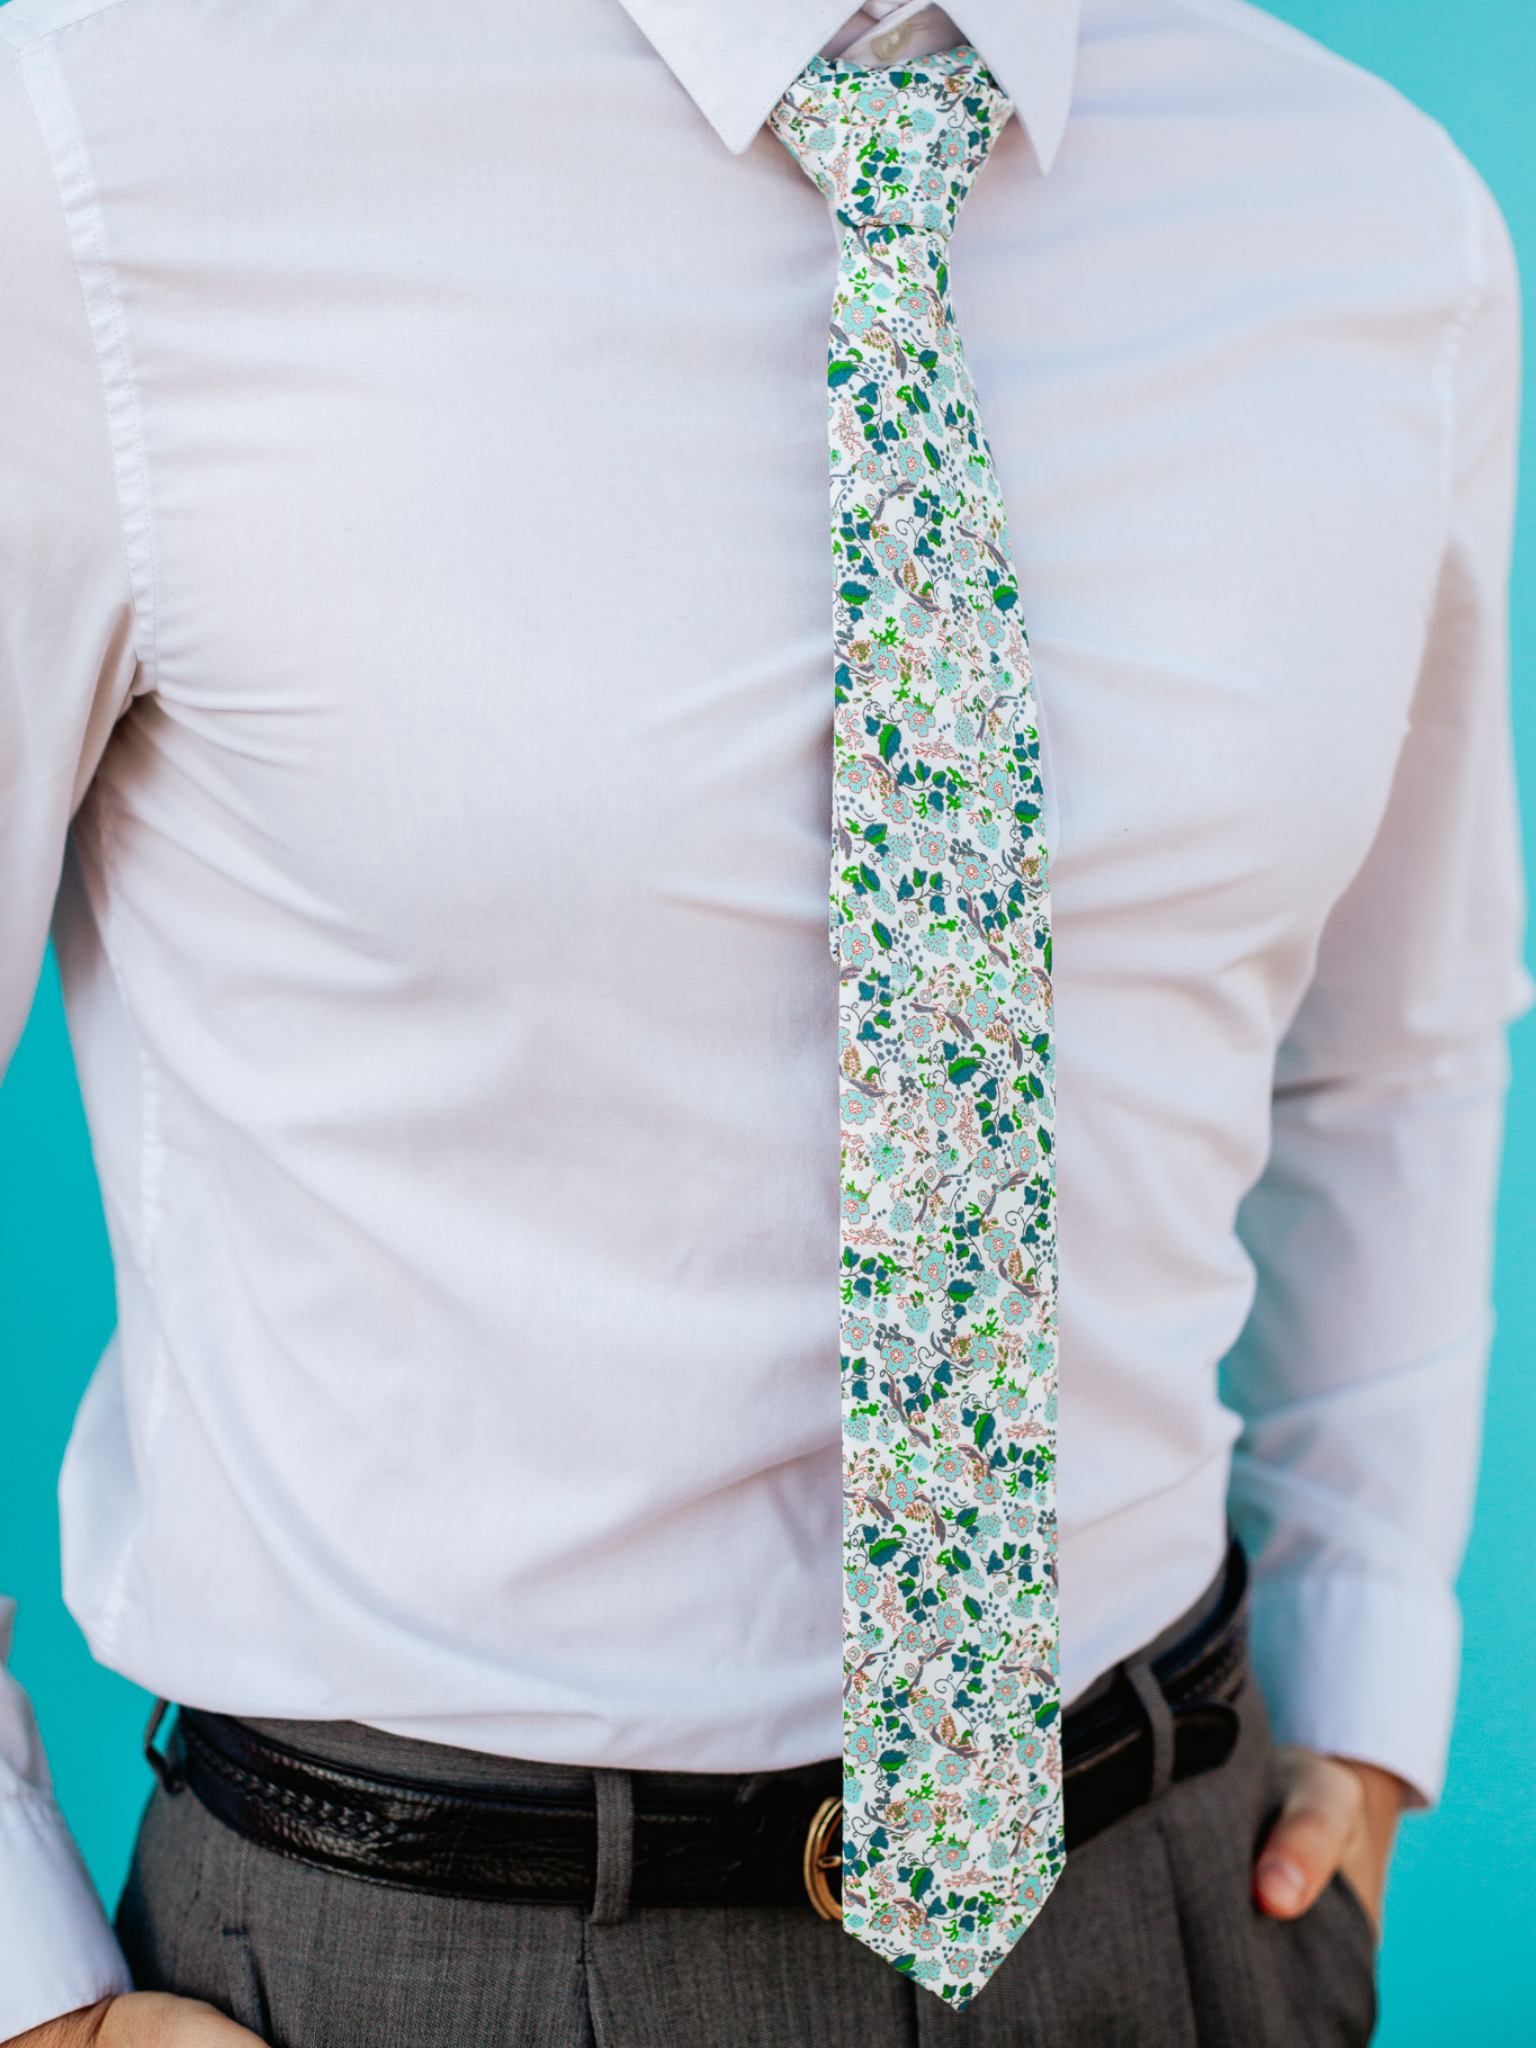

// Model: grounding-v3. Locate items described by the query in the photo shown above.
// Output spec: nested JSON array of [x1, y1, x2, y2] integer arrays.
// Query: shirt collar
[[617, 0, 1080, 173]]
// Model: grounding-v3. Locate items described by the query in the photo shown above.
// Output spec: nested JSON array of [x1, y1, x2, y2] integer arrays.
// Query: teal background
[[0, 3, 1531, 2039]]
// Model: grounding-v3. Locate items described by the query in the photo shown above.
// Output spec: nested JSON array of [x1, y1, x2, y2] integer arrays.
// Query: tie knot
[[771, 47, 1011, 243]]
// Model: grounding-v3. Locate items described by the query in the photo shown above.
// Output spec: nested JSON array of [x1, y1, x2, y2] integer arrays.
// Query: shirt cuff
[[0, 1788, 131, 2038], [1247, 1567, 1458, 1807]]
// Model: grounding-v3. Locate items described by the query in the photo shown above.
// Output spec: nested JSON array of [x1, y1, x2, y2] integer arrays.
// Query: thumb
[[1254, 1747, 1364, 1921]]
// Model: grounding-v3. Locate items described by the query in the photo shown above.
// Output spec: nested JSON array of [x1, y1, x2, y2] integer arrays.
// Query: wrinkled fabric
[[115, 1682, 1376, 2048], [0, 0, 1522, 2026]]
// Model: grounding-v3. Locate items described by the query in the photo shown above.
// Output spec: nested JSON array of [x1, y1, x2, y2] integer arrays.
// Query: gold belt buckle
[[803, 1796, 843, 1922]]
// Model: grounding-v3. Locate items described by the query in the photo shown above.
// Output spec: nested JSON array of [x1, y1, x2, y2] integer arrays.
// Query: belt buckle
[[803, 1796, 843, 1922]]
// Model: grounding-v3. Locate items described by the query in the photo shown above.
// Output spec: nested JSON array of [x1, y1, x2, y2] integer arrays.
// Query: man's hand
[[1254, 1746, 1410, 1934], [3, 1757, 1406, 2048], [7, 1994, 264, 2048]]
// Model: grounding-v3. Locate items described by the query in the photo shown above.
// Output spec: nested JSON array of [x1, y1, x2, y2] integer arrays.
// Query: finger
[[1332, 1757, 1409, 1933], [1254, 1750, 1363, 1921], [97, 1993, 267, 2048]]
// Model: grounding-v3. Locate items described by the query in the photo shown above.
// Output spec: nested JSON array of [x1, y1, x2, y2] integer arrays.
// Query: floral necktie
[[771, 49, 1062, 2008]]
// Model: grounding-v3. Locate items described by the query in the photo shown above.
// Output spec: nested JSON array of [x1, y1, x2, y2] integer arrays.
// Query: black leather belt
[[151, 1543, 1247, 1919]]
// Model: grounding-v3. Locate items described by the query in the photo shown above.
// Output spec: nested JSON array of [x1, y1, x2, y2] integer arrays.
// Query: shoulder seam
[[1163, 1, 1501, 583], [1429, 130, 1494, 554], [8, 32, 159, 692]]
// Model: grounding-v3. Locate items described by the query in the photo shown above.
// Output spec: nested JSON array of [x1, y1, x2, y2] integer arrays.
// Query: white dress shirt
[[0, 0, 1524, 2028]]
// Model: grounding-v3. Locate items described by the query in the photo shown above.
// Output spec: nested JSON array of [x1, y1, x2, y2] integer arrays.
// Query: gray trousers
[[116, 1679, 1377, 2048]]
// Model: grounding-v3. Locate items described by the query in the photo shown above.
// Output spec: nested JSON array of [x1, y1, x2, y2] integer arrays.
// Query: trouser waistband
[[146, 1542, 1248, 1920]]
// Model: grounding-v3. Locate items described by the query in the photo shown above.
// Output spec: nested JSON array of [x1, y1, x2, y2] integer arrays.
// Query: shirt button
[[870, 22, 912, 60]]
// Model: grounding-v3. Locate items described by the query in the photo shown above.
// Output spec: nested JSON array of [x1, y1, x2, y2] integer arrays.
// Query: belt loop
[[590, 1769, 634, 1925], [1123, 1658, 1175, 1804], [144, 1698, 184, 1795]]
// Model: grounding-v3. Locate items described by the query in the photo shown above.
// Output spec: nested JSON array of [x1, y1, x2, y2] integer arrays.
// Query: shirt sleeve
[[0, 1608, 133, 2037], [0, 37, 139, 2035], [1222, 152, 1528, 1806]]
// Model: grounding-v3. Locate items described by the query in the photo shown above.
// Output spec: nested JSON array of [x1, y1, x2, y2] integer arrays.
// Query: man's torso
[[11, 0, 1476, 1763]]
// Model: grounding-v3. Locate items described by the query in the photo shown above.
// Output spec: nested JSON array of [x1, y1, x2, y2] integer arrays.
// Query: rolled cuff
[[1247, 1567, 1460, 1808], [0, 1789, 131, 2038]]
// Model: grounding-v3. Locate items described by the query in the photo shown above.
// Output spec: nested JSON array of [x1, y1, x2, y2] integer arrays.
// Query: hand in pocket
[[8, 1992, 266, 2048], [1254, 1746, 1409, 1933]]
